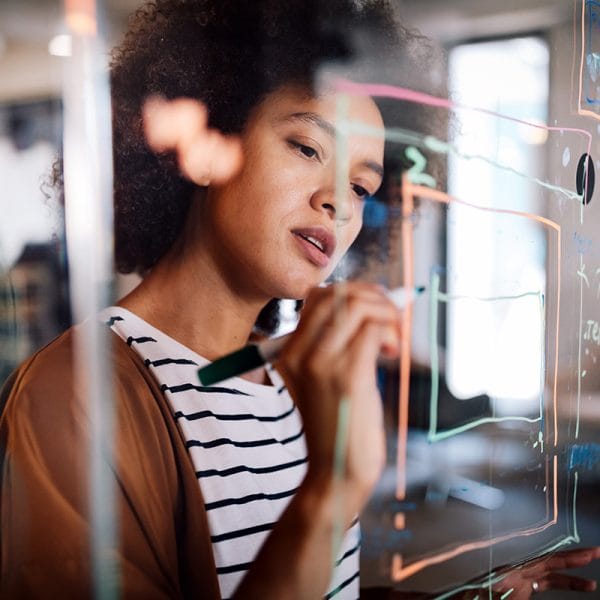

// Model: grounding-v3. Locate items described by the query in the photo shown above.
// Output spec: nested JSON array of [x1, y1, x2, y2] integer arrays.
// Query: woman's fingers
[[342, 322, 388, 484], [535, 547, 600, 571], [286, 283, 400, 367], [142, 96, 243, 185], [539, 573, 597, 593], [495, 547, 600, 597], [343, 320, 392, 397], [317, 300, 399, 357]]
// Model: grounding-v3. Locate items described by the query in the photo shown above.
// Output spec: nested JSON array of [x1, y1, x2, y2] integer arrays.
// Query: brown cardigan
[[0, 326, 221, 599]]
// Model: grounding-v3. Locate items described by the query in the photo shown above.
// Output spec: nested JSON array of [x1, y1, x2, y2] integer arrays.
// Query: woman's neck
[[118, 245, 268, 362]]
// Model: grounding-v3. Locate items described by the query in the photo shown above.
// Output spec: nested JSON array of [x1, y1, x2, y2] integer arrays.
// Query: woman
[[1, 1, 598, 598]]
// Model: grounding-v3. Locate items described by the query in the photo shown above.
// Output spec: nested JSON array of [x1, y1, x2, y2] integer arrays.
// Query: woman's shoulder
[[0, 328, 76, 417], [0, 323, 154, 421], [0, 321, 190, 482]]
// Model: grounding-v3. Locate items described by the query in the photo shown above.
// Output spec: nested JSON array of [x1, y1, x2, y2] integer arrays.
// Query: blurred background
[[0, 0, 598, 597]]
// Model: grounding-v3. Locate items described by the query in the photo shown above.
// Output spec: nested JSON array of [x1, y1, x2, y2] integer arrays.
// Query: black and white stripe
[[101, 307, 360, 599]]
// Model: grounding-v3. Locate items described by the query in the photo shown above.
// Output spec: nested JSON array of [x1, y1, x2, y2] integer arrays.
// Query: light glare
[[48, 34, 72, 57]]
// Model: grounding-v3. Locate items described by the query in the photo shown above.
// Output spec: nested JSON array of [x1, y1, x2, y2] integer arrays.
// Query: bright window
[[446, 37, 549, 410]]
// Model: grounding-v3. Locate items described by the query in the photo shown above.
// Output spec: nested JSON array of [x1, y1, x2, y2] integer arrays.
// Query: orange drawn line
[[395, 174, 415, 501], [408, 185, 560, 231], [395, 513, 406, 530], [392, 183, 561, 578], [65, 0, 97, 36], [391, 455, 559, 582]]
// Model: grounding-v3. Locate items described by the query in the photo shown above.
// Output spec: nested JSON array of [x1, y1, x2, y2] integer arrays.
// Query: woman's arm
[[234, 283, 401, 598]]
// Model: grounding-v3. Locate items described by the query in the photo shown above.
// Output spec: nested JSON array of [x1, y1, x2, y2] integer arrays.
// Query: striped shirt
[[101, 307, 360, 599]]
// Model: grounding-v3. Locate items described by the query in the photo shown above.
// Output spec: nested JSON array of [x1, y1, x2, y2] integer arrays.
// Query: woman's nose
[[310, 187, 354, 223]]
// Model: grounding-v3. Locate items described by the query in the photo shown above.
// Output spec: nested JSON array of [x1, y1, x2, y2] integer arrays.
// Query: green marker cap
[[198, 344, 264, 386]]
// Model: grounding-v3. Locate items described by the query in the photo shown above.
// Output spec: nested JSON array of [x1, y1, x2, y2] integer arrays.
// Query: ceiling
[[397, 0, 572, 44], [0, 0, 140, 102], [0, 0, 140, 42], [0, 0, 575, 103]]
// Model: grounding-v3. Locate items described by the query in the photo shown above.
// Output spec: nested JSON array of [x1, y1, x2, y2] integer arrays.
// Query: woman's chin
[[281, 277, 329, 301], [267, 270, 328, 301]]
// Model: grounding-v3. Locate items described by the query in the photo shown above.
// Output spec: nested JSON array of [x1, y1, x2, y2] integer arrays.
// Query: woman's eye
[[351, 184, 369, 199], [289, 140, 319, 160]]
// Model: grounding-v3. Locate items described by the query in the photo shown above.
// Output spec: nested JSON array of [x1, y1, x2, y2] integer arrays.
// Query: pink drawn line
[[336, 79, 592, 153]]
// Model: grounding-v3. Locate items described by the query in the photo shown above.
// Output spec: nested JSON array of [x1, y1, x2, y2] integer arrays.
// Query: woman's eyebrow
[[362, 160, 384, 179], [284, 112, 336, 138], [280, 112, 384, 178]]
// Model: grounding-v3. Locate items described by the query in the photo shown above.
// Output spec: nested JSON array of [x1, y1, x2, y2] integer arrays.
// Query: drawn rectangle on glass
[[389, 185, 565, 586]]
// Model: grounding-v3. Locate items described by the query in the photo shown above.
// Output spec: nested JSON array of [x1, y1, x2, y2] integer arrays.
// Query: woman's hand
[[275, 282, 402, 515], [142, 96, 243, 185], [441, 547, 600, 599], [490, 547, 600, 598], [234, 282, 401, 598], [365, 546, 600, 599]]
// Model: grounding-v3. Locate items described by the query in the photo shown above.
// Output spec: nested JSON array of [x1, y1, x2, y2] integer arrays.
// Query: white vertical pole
[[61, 0, 117, 597]]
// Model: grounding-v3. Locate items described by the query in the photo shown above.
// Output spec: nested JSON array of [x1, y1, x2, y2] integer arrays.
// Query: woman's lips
[[291, 231, 332, 268]]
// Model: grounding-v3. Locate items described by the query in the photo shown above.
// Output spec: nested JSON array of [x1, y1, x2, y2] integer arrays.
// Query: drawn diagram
[[333, 67, 596, 593]]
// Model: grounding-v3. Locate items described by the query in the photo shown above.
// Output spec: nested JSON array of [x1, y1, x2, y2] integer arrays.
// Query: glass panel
[[1, 2, 599, 598]]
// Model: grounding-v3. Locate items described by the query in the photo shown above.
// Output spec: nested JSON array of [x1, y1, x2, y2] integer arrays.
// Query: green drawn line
[[429, 415, 543, 443], [428, 285, 544, 442], [342, 121, 582, 203], [335, 95, 351, 223], [405, 146, 437, 187], [432, 464, 580, 599], [423, 134, 582, 203], [436, 290, 543, 303], [332, 397, 350, 568], [576, 256, 583, 440], [434, 582, 495, 600], [573, 471, 580, 542], [500, 589, 514, 599], [538, 293, 546, 453], [429, 271, 441, 440]]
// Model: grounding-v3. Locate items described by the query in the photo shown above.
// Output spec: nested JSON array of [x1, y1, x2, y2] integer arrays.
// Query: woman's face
[[197, 86, 385, 301]]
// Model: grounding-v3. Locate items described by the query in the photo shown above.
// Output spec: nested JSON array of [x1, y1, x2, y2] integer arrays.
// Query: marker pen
[[197, 286, 425, 386]]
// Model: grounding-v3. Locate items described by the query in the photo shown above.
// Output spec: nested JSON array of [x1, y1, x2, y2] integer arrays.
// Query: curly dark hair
[[113, 0, 396, 272], [107, 0, 444, 333]]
